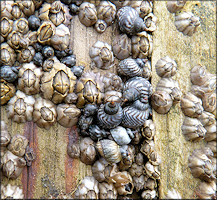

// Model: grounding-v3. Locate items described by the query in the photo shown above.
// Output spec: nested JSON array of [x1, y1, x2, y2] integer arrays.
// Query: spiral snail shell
[[117, 6, 145, 35], [122, 100, 151, 129], [96, 139, 122, 164], [97, 101, 123, 129]]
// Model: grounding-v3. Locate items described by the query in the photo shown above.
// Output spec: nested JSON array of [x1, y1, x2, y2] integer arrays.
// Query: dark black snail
[[28, 15, 41, 31], [33, 52, 43, 67], [0, 66, 19, 82], [61, 55, 76, 68], [42, 46, 54, 58], [89, 124, 109, 141]]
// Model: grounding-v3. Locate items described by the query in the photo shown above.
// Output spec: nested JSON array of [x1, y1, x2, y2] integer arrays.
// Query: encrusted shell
[[127, 0, 153, 18], [80, 137, 96, 165], [7, 90, 35, 123], [7, 135, 29, 157], [96, 139, 122, 164], [42, 57, 55, 72], [110, 126, 131, 145], [33, 97, 57, 130], [156, 77, 182, 104], [122, 100, 150, 128], [1, 43, 16, 66], [76, 71, 104, 108], [117, 6, 145, 35], [1, 121, 11, 147], [202, 92, 216, 113], [1, 184, 24, 199], [17, 0, 35, 17], [1, 17, 13, 38], [102, 72, 123, 92], [37, 21, 56, 44], [56, 104, 81, 127], [151, 90, 173, 114], [17, 62, 42, 95], [92, 157, 118, 182], [74, 176, 99, 199], [118, 145, 135, 170], [97, 1, 116, 26], [0, 1, 14, 19], [142, 119, 156, 140], [155, 56, 177, 78], [1, 79, 16, 105], [39, 1, 71, 26], [41, 62, 77, 104], [97, 102, 123, 129], [190, 65, 209, 86], [188, 148, 215, 182], [144, 13, 157, 32], [108, 170, 134, 195], [78, 2, 97, 27], [13, 18, 29, 35], [7, 31, 22, 50], [180, 92, 203, 117], [50, 24, 70, 51], [166, 0, 186, 13], [181, 117, 206, 141], [118, 58, 143, 77], [112, 34, 132, 60], [195, 181, 216, 199], [175, 12, 200, 36], [98, 182, 118, 199], [2, 150, 26, 179], [204, 121, 216, 142], [89, 41, 114, 70], [17, 46, 35, 63]]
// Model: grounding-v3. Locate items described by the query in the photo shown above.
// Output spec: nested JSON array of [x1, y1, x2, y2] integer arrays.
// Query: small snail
[[117, 6, 145, 35], [96, 139, 122, 164], [97, 102, 123, 129]]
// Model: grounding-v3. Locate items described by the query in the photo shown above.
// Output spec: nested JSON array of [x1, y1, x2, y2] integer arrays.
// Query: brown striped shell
[[56, 104, 81, 128], [17, 62, 42, 95], [33, 97, 57, 130], [96, 139, 122, 164], [97, 102, 123, 129], [117, 6, 145, 35], [7, 90, 35, 123], [41, 62, 77, 104], [1, 79, 16, 105]]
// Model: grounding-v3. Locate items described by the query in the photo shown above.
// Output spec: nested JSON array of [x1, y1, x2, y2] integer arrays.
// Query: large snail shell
[[117, 58, 143, 78], [97, 102, 123, 129], [122, 100, 150, 129], [181, 117, 206, 142], [117, 6, 145, 35], [180, 92, 203, 117], [155, 56, 177, 78], [96, 139, 122, 164], [175, 12, 200, 36]]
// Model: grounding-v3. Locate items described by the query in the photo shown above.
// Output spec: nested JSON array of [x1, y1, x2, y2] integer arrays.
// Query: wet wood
[[1, 1, 215, 199]]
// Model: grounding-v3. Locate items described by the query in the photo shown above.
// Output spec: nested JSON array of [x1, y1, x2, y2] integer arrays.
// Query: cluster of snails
[[180, 65, 216, 199], [166, 1, 200, 36], [152, 56, 182, 114], [1, 120, 35, 198]]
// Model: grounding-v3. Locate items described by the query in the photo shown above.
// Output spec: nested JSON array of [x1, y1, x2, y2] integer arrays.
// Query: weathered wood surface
[[1, 1, 216, 199]]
